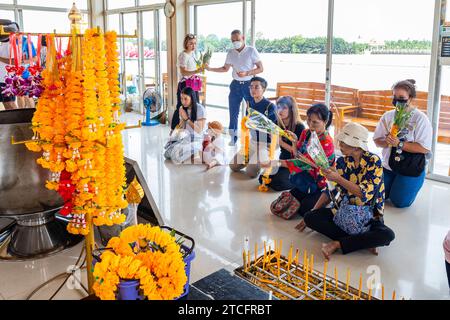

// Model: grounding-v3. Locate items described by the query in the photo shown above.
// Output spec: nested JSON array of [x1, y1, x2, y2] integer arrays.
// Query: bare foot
[[368, 247, 378, 256], [321, 241, 340, 261], [295, 219, 306, 232]]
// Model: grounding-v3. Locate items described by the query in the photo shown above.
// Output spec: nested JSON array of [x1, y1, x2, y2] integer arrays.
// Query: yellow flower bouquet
[[93, 224, 194, 300]]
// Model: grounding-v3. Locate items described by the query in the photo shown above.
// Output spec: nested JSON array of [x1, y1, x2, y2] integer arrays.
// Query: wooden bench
[[267, 82, 360, 134], [162, 73, 207, 108], [340, 90, 450, 143]]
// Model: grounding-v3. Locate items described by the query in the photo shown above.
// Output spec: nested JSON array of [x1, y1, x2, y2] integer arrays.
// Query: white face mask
[[232, 41, 242, 50]]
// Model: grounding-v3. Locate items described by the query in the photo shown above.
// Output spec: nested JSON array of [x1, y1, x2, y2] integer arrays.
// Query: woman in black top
[[258, 96, 305, 191]]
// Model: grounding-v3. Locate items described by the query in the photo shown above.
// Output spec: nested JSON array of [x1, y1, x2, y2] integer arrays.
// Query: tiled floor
[[0, 112, 449, 300]]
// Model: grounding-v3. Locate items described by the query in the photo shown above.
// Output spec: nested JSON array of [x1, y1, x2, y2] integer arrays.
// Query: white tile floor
[[1, 112, 449, 300]]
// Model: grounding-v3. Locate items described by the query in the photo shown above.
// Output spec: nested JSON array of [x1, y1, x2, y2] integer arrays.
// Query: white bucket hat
[[336, 122, 369, 151]]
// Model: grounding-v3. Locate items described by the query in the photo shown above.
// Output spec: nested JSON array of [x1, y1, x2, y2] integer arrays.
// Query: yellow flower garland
[[258, 133, 277, 192], [93, 224, 187, 300], [28, 29, 128, 235], [240, 116, 250, 164]]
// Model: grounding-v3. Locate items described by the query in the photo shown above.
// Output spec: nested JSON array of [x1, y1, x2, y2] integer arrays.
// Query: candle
[[392, 290, 396, 300], [288, 244, 293, 267], [382, 285, 385, 300], [254, 243, 258, 266], [346, 268, 350, 293], [322, 260, 328, 300], [368, 287, 372, 300], [358, 273, 362, 299], [304, 258, 309, 293], [263, 241, 267, 270], [243, 250, 247, 271], [303, 250, 307, 271], [310, 254, 314, 273], [278, 239, 283, 259], [274, 239, 277, 256], [247, 250, 251, 270], [294, 249, 299, 265], [334, 266, 338, 289]]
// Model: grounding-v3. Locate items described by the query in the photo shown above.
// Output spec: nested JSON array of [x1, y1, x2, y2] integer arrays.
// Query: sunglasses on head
[[187, 34, 196, 39]]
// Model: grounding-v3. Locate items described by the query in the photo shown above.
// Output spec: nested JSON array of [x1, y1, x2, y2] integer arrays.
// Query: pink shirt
[[444, 231, 450, 263]]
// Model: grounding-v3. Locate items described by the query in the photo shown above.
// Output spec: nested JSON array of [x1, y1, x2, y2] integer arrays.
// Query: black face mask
[[392, 97, 408, 107]]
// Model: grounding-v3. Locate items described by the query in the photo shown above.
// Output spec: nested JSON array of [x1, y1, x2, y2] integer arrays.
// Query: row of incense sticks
[[242, 239, 398, 300]]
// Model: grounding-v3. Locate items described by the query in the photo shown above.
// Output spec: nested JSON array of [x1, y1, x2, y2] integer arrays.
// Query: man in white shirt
[[0, 36, 17, 110], [206, 29, 264, 145]]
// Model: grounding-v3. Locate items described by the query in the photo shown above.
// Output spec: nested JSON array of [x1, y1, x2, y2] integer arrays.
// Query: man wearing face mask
[[206, 29, 264, 146]]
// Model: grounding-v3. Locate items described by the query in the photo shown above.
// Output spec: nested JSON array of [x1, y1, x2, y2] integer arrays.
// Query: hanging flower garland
[[27, 28, 128, 235], [93, 224, 187, 300], [240, 115, 250, 164]]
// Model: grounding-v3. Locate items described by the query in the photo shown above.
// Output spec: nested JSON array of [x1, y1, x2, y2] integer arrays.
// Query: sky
[[196, 0, 437, 42]]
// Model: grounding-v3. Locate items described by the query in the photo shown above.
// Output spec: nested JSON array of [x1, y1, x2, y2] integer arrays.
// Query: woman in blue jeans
[[373, 79, 432, 208]]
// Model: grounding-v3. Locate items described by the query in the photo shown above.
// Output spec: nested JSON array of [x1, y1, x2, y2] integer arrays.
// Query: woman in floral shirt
[[278, 103, 335, 217], [298, 123, 395, 260]]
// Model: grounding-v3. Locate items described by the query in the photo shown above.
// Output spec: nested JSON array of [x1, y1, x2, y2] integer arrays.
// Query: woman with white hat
[[297, 122, 395, 260]]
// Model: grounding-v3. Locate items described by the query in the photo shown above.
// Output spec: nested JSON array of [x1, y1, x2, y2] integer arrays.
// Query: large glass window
[[17, 0, 87, 10], [333, 0, 435, 155], [22, 10, 88, 34], [194, 1, 243, 122], [0, 10, 15, 21], [107, 0, 137, 10]]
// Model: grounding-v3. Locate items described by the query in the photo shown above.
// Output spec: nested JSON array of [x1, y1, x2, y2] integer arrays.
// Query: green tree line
[[193, 35, 431, 54]]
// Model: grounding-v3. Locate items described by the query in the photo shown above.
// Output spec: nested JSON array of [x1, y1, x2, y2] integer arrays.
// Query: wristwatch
[[398, 141, 404, 149]]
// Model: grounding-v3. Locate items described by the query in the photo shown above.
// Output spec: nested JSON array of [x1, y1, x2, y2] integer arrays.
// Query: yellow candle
[[334, 266, 338, 289], [346, 268, 350, 293], [288, 244, 293, 265], [310, 254, 314, 273], [323, 260, 328, 280], [368, 287, 372, 300], [303, 250, 307, 271], [392, 290, 396, 300], [358, 273, 362, 299], [263, 241, 267, 270], [274, 239, 277, 255], [294, 249, 299, 265], [382, 285, 385, 300], [279, 239, 283, 258], [243, 250, 247, 271], [304, 258, 309, 293]]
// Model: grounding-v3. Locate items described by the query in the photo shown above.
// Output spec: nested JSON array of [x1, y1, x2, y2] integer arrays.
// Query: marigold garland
[[27, 29, 128, 235], [258, 134, 277, 192], [240, 115, 250, 164], [93, 224, 187, 300]]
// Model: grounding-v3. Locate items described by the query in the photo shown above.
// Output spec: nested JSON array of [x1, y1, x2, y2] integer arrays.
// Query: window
[[0, 10, 15, 21], [195, 1, 243, 118], [139, 0, 164, 5], [332, 0, 435, 155], [107, 0, 136, 10], [22, 10, 88, 34], [17, 0, 87, 10]]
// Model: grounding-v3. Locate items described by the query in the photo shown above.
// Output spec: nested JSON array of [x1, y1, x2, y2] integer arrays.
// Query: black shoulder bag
[[388, 147, 425, 177]]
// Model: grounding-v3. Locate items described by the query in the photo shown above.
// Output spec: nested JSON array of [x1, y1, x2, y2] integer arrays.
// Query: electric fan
[[142, 87, 163, 126]]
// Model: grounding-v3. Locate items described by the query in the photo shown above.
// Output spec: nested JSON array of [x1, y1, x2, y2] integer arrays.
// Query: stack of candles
[[239, 239, 400, 300]]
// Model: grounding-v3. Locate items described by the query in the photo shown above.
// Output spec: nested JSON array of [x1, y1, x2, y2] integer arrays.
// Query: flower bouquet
[[245, 108, 294, 142], [93, 224, 190, 300], [194, 47, 213, 74], [389, 101, 413, 137]]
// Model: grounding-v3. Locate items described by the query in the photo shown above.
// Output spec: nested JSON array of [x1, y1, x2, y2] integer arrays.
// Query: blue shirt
[[248, 97, 277, 144], [20, 36, 37, 60]]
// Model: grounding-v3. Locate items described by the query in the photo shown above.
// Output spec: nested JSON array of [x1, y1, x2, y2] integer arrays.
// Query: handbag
[[332, 183, 380, 235], [185, 75, 202, 92], [388, 147, 425, 177], [270, 191, 300, 220]]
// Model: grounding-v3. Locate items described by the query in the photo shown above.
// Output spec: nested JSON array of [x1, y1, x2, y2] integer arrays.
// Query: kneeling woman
[[165, 87, 206, 163], [258, 96, 305, 191], [298, 123, 395, 260], [277, 104, 335, 217]]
